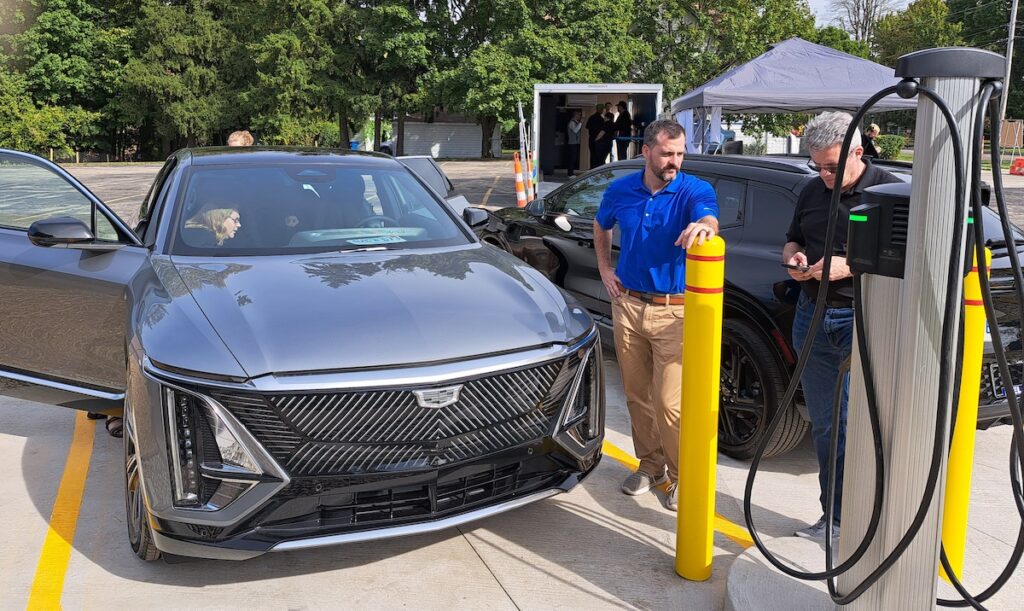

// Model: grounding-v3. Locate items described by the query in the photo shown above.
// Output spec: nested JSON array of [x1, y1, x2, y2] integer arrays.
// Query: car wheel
[[718, 318, 809, 459], [124, 400, 161, 561]]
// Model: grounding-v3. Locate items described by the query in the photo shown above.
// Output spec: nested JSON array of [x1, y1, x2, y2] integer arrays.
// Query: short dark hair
[[617, 101, 627, 110], [643, 120, 686, 148]]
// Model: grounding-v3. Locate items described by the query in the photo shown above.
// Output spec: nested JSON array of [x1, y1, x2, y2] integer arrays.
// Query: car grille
[[258, 462, 567, 536], [210, 356, 582, 476], [981, 360, 1024, 403]]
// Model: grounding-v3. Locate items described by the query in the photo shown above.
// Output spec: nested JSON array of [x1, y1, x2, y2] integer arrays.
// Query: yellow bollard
[[676, 236, 726, 580], [940, 247, 991, 582]]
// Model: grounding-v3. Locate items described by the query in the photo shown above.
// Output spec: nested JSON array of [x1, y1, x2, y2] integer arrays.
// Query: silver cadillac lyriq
[[0, 147, 604, 560]]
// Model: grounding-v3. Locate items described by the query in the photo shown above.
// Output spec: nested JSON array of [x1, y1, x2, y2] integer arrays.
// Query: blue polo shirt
[[595, 170, 718, 294]]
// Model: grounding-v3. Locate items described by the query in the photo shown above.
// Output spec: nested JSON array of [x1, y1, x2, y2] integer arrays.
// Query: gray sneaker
[[795, 516, 840, 540], [621, 470, 668, 496], [664, 482, 678, 511]]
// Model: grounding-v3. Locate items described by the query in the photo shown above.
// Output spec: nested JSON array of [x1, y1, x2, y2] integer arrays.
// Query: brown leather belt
[[623, 288, 685, 306]]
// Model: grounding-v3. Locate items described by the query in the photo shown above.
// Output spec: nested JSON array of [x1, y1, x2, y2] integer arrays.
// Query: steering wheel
[[357, 215, 400, 228]]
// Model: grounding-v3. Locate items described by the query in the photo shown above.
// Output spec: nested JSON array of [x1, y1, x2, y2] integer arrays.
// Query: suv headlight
[[165, 387, 262, 510], [557, 342, 604, 449]]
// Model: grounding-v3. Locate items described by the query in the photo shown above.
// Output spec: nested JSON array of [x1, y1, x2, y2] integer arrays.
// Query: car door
[[542, 166, 641, 318], [0, 150, 150, 396]]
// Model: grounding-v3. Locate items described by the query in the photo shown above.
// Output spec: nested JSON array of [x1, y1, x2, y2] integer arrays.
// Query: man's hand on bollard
[[676, 216, 720, 249]]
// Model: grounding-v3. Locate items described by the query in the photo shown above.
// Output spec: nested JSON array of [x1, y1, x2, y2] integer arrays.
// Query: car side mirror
[[525, 199, 545, 217], [27, 216, 123, 252], [462, 206, 489, 227]]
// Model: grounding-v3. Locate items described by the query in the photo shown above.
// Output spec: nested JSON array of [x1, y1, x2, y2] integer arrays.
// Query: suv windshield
[[170, 162, 469, 255]]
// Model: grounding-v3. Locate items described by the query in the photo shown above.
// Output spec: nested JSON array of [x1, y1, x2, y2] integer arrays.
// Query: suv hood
[[168, 245, 591, 377]]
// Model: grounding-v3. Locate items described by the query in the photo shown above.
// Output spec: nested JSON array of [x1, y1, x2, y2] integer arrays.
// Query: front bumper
[[149, 440, 600, 560]]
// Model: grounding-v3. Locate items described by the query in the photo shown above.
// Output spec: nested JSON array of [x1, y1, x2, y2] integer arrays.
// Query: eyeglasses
[[807, 159, 841, 175]]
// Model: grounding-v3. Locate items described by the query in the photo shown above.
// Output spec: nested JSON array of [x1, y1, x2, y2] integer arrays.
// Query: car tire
[[124, 398, 161, 562], [718, 318, 809, 459]]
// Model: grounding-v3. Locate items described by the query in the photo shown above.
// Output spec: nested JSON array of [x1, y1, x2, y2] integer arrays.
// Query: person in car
[[783, 111, 899, 540], [184, 207, 242, 246], [594, 119, 719, 511]]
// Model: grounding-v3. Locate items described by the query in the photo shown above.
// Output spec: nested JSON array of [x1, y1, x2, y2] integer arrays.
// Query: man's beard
[[654, 165, 678, 182]]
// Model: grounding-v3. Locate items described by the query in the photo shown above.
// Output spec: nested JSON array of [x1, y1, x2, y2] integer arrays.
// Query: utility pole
[[1001, 0, 1020, 124]]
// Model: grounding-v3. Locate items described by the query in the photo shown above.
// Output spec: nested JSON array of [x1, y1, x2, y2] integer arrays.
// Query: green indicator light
[[849, 214, 869, 222], [967, 217, 974, 224]]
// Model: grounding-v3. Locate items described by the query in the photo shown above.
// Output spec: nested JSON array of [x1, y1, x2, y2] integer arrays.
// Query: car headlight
[[165, 387, 261, 510], [558, 342, 604, 446]]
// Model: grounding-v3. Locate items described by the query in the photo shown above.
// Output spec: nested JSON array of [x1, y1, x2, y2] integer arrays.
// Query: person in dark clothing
[[585, 104, 605, 169], [593, 112, 615, 167], [614, 101, 633, 161], [861, 123, 881, 158], [783, 111, 900, 541]]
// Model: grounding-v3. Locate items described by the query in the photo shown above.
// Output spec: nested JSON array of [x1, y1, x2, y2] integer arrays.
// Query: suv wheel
[[124, 403, 161, 561], [718, 318, 808, 459]]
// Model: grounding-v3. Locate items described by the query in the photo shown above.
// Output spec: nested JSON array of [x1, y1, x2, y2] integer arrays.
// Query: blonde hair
[[185, 207, 238, 245], [868, 123, 880, 135], [227, 130, 254, 146]]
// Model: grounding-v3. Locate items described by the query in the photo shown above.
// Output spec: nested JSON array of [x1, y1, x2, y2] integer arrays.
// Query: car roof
[[571, 155, 815, 193], [175, 146, 401, 167]]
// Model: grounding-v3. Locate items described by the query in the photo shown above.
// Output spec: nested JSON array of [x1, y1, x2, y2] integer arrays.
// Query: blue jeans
[[791, 294, 854, 524]]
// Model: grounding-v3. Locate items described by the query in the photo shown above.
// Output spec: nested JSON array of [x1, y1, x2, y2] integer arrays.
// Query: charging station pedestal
[[839, 48, 1005, 608]]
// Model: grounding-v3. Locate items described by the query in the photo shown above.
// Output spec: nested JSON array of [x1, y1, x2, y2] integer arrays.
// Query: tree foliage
[[829, 0, 896, 42], [872, 0, 962, 67], [948, 0, 1024, 120]]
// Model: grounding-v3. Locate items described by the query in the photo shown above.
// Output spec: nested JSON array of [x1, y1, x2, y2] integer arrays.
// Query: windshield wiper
[[337, 246, 393, 253]]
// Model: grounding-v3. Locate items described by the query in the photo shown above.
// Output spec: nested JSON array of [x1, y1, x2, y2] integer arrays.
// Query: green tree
[[873, 0, 963, 67], [633, 1, 817, 101], [121, 0, 232, 153], [813, 25, 871, 58], [0, 68, 69, 154], [948, 0, 1023, 120]]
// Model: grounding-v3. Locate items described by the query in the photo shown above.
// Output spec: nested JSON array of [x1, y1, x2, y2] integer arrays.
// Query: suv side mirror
[[462, 206, 489, 227], [28, 216, 123, 252], [525, 199, 545, 217]]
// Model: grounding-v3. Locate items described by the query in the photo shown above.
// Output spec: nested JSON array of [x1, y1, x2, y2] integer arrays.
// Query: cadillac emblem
[[413, 385, 463, 408]]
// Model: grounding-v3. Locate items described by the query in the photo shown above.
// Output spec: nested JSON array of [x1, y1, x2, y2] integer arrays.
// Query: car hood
[[168, 244, 591, 378]]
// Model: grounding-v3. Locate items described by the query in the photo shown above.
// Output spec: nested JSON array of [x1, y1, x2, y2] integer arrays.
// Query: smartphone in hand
[[782, 262, 810, 272]]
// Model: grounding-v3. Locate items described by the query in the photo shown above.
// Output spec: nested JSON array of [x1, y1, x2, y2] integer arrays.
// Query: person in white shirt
[[567, 110, 582, 176]]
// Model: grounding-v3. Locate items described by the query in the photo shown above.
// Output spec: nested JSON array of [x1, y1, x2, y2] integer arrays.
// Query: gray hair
[[644, 119, 686, 148], [803, 112, 861, 153]]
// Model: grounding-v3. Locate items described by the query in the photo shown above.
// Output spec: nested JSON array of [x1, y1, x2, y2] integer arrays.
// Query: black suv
[[476, 155, 1020, 459]]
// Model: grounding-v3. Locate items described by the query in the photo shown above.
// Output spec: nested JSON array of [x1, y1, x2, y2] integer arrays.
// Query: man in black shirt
[[585, 104, 605, 169], [614, 101, 633, 161], [783, 111, 900, 541]]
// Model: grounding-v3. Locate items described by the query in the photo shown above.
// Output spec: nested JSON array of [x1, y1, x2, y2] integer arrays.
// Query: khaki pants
[[612, 293, 684, 482]]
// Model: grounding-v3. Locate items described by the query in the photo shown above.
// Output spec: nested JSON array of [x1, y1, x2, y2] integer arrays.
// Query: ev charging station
[[731, 46, 1024, 609], [840, 47, 1006, 609]]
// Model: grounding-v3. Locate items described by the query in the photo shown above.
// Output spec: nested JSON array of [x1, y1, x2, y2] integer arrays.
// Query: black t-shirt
[[614, 110, 632, 137], [599, 116, 616, 144], [585, 112, 604, 144], [785, 160, 901, 303]]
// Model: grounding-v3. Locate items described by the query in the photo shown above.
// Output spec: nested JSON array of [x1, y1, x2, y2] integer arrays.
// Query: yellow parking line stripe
[[480, 175, 501, 207], [601, 440, 753, 549], [27, 410, 96, 609]]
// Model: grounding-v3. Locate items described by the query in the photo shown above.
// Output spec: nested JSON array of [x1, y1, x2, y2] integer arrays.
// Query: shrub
[[874, 134, 906, 160]]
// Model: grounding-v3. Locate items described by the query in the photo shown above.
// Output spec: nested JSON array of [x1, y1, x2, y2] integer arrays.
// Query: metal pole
[[839, 48, 1003, 609], [1000, 0, 1019, 125], [676, 236, 725, 581]]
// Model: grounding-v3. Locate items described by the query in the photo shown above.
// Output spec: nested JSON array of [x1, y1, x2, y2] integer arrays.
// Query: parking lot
[[1, 160, 1023, 609]]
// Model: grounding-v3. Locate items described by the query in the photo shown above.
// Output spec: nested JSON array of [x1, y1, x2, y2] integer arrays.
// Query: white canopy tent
[[671, 37, 918, 153]]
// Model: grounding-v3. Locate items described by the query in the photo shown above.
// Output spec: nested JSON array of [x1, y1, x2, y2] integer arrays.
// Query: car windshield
[[170, 162, 469, 255]]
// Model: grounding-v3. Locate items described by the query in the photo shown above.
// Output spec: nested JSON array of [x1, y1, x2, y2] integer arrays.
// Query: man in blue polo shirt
[[594, 119, 718, 511]]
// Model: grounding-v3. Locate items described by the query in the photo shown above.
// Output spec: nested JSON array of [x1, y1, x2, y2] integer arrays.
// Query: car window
[[400, 158, 451, 196], [714, 178, 745, 227], [137, 157, 176, 230], [0, 155, 118, 240], [550, 167, 639, 218], [748, 184, 797, 242], [169, 163, 469, 256]]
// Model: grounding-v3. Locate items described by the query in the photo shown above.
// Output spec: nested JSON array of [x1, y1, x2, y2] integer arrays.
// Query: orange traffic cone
[[513, 152, 528, 207]]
